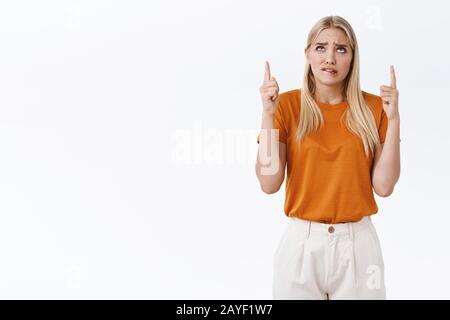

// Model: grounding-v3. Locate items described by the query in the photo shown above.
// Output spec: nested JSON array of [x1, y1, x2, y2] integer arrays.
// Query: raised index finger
[[390, 65, 396, 89], [264, 61, 271, 81]]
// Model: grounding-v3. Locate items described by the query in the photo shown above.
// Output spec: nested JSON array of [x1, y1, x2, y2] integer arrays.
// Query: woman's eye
[[315, 46, 346, 53]]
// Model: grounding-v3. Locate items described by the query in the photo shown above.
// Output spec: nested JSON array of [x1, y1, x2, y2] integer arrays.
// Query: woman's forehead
[[314, 28, 350, 45]]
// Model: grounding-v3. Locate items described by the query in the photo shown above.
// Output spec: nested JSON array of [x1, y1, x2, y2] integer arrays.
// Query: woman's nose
[[325, 51, 336, 64]]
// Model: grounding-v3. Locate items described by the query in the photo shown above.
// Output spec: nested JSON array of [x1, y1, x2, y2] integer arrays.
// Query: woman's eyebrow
[[314, 42, 349, 47]]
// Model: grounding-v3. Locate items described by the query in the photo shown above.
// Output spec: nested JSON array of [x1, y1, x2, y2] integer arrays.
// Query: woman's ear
[[304, 48, 310, 63]]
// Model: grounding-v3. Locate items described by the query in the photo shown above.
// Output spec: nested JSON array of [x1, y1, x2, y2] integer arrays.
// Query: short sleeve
[[256, 98, 288, 144], [378, 108, 388, 144]]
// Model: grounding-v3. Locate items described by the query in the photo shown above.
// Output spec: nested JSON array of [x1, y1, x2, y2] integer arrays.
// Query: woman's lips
[[322, 69, 337, 76]]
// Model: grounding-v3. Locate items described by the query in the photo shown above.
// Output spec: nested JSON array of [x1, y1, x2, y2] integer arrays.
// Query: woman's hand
[[380, 65, 400, 120], [259, 61, 280, 115]]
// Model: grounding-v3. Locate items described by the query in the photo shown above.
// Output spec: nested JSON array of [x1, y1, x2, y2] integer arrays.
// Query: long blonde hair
[[296, 15, 380, 159]]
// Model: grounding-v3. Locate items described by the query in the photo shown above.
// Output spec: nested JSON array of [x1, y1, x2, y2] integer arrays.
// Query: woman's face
[[305, 27, 353, 88]]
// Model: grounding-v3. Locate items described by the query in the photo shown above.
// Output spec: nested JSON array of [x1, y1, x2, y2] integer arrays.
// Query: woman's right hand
[[259, 61, 280, 115]]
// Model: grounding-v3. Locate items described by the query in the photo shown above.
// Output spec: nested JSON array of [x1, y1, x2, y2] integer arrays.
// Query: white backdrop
[[0, 0, 448, 299]]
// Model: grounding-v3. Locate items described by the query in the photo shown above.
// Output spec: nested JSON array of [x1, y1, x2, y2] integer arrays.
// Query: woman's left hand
[[380, 65, 400, 120]]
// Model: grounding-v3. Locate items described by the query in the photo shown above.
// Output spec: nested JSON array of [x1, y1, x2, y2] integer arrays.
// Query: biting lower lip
[[323, 69, 337, 75]]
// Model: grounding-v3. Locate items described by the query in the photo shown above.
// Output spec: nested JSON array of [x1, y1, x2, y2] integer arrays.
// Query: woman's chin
[[317, 77, 343, 87]]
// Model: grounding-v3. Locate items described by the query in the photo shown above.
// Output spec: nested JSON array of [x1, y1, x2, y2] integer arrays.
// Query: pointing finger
[[390, 65, 396, 89], [264, 61, 271, 81]]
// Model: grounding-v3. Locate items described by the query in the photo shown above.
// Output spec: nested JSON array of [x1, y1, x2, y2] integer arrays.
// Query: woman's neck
[[314, 83, 346, 104]]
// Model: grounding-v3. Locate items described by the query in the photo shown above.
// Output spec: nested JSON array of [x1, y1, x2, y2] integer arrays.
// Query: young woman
[[255, 15, 401, 300]]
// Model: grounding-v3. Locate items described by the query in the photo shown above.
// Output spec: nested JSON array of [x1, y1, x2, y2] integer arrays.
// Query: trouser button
[[328, 226, 335, 233]]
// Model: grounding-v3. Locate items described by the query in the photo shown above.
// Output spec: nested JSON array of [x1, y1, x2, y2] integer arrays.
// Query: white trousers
[[272, 215, 386, 300]]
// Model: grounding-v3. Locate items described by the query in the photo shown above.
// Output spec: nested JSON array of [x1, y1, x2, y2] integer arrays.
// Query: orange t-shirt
[[257, 89, 388, 224]]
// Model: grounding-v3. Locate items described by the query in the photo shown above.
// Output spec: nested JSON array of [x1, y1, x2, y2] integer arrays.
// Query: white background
[[0, 0, 448, 299]]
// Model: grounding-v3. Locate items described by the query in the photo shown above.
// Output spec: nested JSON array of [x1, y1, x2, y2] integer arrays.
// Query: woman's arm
[[372, 65, 401, 197], [371, 117, 401, 197], [256, 61, 287, 194], [255, 113, 287, 194]]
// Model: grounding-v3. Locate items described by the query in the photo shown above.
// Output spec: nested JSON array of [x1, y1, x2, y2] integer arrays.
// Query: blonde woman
[[255, 15, 400, 300]]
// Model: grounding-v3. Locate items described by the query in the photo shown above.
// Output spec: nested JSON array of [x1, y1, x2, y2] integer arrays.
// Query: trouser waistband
[[287, 215, 372, 237]]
